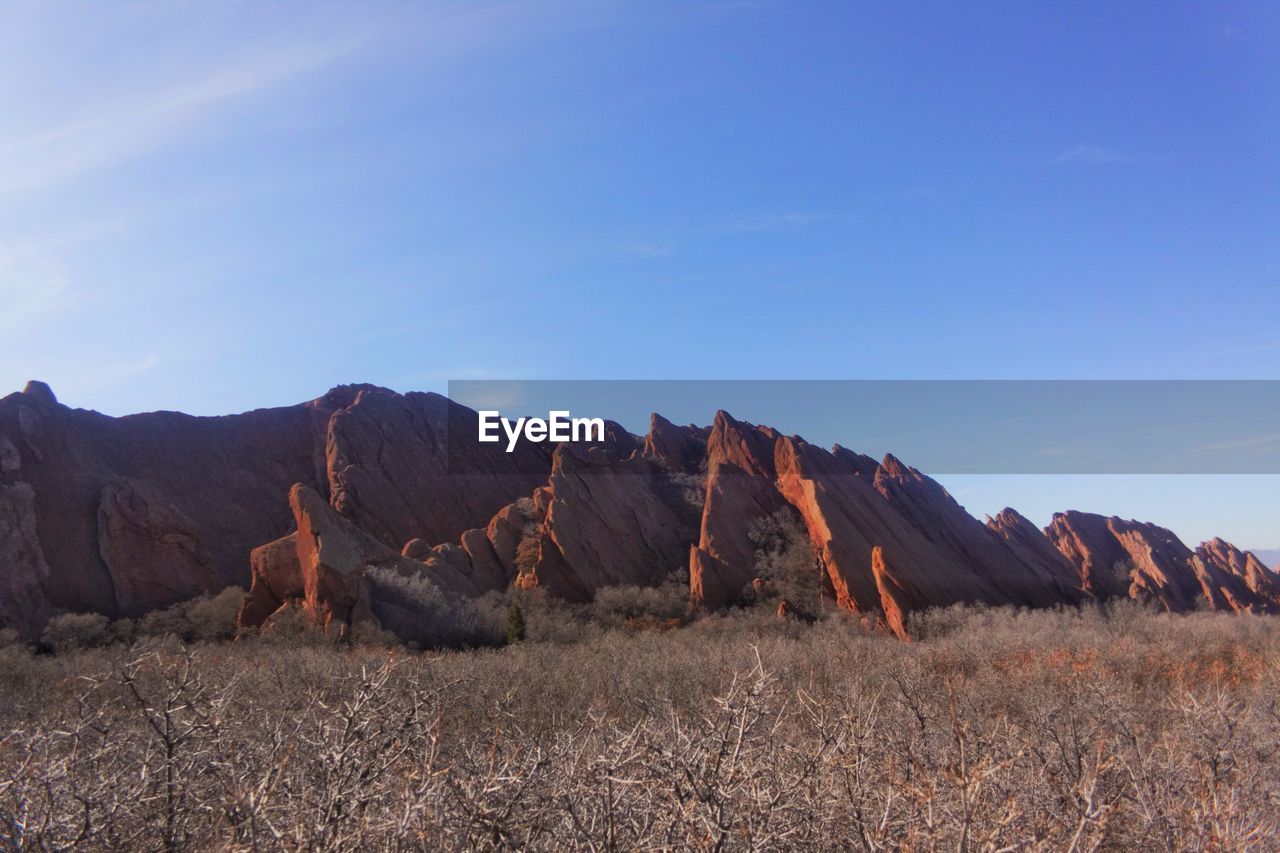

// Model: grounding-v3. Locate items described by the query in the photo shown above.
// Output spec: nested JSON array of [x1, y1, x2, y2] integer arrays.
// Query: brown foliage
[[2, 604, 1279, 849]]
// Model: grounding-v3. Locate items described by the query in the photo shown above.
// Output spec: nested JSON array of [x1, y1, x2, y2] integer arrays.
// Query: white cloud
[[0, 36, 365, 198], [1054, 145, 1132, 165]]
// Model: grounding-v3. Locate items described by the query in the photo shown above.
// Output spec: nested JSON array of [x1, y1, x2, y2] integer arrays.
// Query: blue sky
[[1, 1, 1277, 547]]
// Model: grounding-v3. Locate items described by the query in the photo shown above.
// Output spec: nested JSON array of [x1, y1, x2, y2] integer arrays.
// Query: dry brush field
[[2, 602, 1279, 850]]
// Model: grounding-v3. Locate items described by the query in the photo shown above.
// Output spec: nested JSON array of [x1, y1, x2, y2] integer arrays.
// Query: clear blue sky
[[1, 1, 1277, 547]]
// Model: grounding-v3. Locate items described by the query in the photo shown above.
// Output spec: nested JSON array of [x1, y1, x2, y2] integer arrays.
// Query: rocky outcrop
[[690, 412, 788, 609], [642, 413, 709, 472], [0, 382, 548, 634], [1193, 538, 1280, 611], [97, 479, 220, 615], [520, 445, 697, 600], [239, 532, 304, 628], [3, 381, 1272, 641], [238, 484, 483, 642], [0, 381, 338, 622], [1045, 512, 1280, 613], [690, 411, 1090, 623], [0, 480, 53, 637], [985, 508, 1090, 603], [871, 547, 909, 640], [324, 388, 549, 548]]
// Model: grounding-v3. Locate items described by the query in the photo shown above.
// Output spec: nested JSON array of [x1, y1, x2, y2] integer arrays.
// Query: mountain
[[2, 381, 1277, 642], [0, 381, 546, 637], [1250, 549, 1280, 571]]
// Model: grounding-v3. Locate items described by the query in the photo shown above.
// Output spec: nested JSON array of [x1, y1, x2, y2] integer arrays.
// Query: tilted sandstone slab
[[642, 413, 710, 473], [526, 444, 696, 600], [1045, 511, 1280, 613], [690, 412, 788, 609], [985, 507, 1092, 604], [324, 388, 550, 549], [691, 411, 1089, 622], [1196, 538, 1280, 607], [239, 484, 483, 642]]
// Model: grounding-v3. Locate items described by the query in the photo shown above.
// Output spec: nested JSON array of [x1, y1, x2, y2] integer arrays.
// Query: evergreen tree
[[505, 601, 527, 644]]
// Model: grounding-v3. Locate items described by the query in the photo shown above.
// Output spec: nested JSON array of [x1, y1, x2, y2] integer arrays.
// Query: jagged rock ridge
[[1, 381, 1275, 641]]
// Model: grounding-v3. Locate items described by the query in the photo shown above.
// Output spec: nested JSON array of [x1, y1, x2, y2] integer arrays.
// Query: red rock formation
[[324, 388, 549, 548], [1045, 512, 1280, 613], [97, 479, 220, 615], [239, 532, 303, 628], [985, 508, 1091, 603], [690, 412, 787, 609], [0, 382, 547, 634], [642, 413, 710, 473], [1193, 538, 1280, 611], [871, 547, 910, 640], [239, 484, 483, 641], [691, 414, 1088, 624], [0, 380, 331, 622], [3, 381, 1271, 641], [525, 445, 694, 600], [0, 480, 53, 637]]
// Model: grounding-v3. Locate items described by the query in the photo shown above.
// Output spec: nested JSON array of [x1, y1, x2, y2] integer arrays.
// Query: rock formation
[[1, 380, 1274, 642], [324, 387, 549, 548], [238, 484, 486, 644], [518, 444, 698, 600], [690, 411, 1090, 621], [1045, 512, 1280, 613], [0, 382, 546, 635]]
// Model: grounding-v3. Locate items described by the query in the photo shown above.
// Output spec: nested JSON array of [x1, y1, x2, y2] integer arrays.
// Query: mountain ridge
[[2, 381, 1276, 641]]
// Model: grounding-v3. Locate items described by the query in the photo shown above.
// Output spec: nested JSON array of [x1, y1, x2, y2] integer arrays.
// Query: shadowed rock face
[[97, 479, 220, 616], [238, 484, 486, 642], [0, 381, 332, 625], [521, 444, 697, 601], [2, 382, 1274, 640], [0, 382, 547, 635], [324, 388, 550, 548], [1045, 512, 1280, 613], [0, 480, 53, 637]]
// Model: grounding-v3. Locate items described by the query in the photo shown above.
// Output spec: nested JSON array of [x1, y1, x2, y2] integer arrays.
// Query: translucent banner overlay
[[447, 380, 1280, 475]]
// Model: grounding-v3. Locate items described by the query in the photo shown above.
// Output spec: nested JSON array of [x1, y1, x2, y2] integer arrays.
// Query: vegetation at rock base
[[2, 603, 1279, 849], [505, 600, 527, 644]]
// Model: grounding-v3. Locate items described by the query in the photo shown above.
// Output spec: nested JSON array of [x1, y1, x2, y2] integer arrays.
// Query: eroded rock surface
[[1046, 511, 1280, 613], [239, 484, 483, 642], [3, 381, 1272, 641], [0, 382, 547, 635]]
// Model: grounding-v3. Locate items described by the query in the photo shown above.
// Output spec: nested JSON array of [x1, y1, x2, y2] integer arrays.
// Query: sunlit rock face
[[2, 380, 1274, 641]]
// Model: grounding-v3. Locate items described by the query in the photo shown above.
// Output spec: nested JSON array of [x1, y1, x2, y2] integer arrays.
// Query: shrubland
[[2, 598, 1278, 850]]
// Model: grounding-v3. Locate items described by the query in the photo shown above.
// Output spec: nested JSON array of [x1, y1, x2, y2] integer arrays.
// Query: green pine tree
[[505, 601, 527, 645]]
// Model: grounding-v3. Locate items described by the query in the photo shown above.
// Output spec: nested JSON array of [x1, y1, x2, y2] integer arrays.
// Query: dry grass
[[2, 603, 1279, 850]]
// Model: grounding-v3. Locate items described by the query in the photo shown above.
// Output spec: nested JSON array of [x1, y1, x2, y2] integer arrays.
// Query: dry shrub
[[2, 605, 1279, 849]]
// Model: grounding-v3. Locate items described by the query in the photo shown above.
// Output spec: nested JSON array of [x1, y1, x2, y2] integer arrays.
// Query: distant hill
[[1251, 549, 1280, 571]]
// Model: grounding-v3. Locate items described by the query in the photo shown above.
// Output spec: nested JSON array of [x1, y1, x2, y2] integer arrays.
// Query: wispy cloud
[[0, 36, 365, 198], [1054, 145, 1133, 165], [607, 210, 824, 261], [0, 249, 71, 333], [714, 211, 826, 234], [1198, 433, 1280, 453]]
